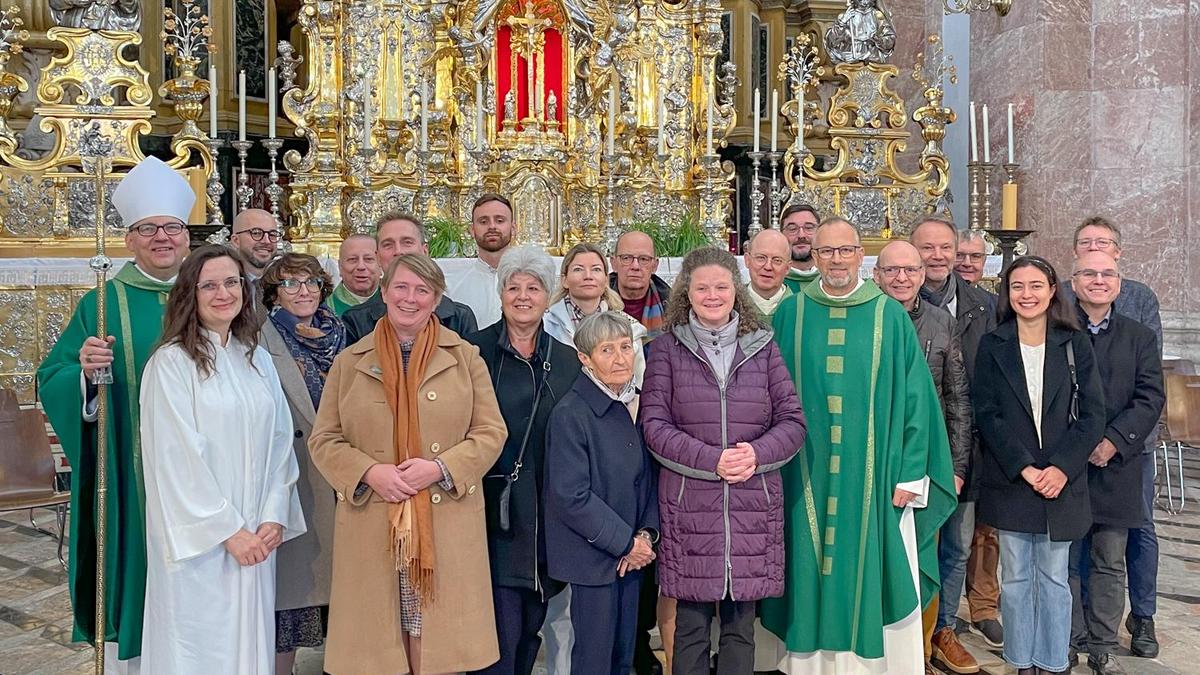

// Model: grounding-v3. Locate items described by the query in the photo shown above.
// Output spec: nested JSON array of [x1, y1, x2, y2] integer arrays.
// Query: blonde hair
[[550, 242, 623, 308], [383, 253, 446, 298]]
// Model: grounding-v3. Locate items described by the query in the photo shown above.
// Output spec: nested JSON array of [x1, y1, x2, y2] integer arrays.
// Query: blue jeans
[[1126, 452, 1158, 618], [936, 501, 974, 631], [998, 530, 1072, 672]]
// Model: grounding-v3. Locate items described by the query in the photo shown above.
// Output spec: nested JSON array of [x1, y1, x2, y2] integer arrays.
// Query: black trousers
[[633, 560, 661, 674], [1069, 525, 1129, 656], [570, 571, 644, 675], [673, 598, 756, 675], [470, 585, 548, 675]]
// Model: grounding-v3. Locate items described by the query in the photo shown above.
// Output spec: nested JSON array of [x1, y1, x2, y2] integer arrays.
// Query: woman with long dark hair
[[973, 256, 1105, 675], [139, 245, 305, 674]]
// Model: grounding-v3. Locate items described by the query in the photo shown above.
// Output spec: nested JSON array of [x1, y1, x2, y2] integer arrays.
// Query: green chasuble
[[783, 267, 820, 294], [760, 281, 956, 659], [328, 282, 372, 316], [36, 262, 172, 660]]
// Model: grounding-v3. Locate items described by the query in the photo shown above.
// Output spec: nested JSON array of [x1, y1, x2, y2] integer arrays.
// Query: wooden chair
[[1158, 373, 1200, 515], [0, 389, 70, 569]]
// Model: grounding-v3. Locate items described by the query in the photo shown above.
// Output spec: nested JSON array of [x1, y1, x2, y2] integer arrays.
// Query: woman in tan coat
[[310, 253, 507, 675]]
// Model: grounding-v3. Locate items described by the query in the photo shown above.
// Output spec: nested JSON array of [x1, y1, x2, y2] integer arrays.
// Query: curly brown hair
[[662, 247, 764, 336], [158, 244, 261, 378], [260, 252, 334, 309]]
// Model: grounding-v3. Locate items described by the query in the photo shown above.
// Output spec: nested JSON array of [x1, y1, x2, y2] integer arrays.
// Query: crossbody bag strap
[[1065, 339, 1079, 423]]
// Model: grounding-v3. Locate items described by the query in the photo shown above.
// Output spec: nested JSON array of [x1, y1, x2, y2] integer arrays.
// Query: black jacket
[[544, 376, 659, 586], [910, 296, 972, 484], [341, 290, 477, 346], [973, 322, 1106, 541], [465, 320, 581, 596], [1078, 307, 1165, 527]]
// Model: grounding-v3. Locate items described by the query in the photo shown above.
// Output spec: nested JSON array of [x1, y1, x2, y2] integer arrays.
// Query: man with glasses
[[874, 241, 976, 675], [910, 216, 1002, 660], [37, 156, 195, 672], [763, 218, 956, 674], [1064, 216, 1164, 661], [743, 228, 794, 320], [953, 230, 989, 285], [779, 204, 822, 292], [1067, 251, 1164, 675], [608, 230, 671, 341], [230, 208, 282, 279]]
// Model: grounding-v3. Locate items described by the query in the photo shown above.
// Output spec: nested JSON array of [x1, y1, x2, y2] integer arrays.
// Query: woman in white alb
[[139, 245, 305, 674]]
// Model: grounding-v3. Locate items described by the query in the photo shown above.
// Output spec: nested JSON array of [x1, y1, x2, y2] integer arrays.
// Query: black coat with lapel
[[973, 322, 1106, 541]]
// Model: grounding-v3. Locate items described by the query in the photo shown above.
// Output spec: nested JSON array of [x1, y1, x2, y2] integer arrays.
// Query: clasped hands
[[1021, 465, 1068, 500], [716, 442, 758, 484], [223, 522, 283, 566], [365, 459, 444, 503], [618, 533, 655, 578]]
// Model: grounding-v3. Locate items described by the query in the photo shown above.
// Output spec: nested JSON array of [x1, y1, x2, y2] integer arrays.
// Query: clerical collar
[[788, 266, 819, 280], [818, 277, 864, 299], [751, 285, 788, 303], [132, 263, 177, 284]]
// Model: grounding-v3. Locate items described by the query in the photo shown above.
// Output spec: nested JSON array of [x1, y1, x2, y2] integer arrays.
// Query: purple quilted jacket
[[641, 324, 806, 602]]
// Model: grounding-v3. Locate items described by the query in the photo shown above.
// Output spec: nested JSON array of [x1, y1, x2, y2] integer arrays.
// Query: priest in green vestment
[[327, 233, 380, 315], [37, 156, 194, 669], [761, 217, 957, 674]]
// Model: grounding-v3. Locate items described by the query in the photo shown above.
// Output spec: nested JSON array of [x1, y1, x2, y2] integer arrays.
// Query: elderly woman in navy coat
[[544, 311, 659, 675]]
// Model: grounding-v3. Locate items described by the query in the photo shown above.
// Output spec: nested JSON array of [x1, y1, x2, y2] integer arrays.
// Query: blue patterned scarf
[[269, 305, 347, 407]]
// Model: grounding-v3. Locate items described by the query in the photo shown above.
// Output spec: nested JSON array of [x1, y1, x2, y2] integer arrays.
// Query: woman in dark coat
[[544, 311, 659, 675], [465, 245, 581, 675], [973, 256, 1105, 675], [640, 247, 807, 675]]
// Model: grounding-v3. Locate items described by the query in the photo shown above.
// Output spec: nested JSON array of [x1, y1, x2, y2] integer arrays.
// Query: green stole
[[36, 262, 172, 659], [783, 266, 820, 294], [328, 282, 373, 316], [761, 280, 956, 659]]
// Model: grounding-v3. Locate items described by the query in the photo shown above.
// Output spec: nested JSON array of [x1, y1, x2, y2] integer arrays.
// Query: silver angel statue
[[50, 0, 141, 31], [825, 0, 896, 64]]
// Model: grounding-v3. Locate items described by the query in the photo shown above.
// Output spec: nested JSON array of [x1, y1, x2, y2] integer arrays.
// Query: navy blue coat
[[544, 376, 659, 587]]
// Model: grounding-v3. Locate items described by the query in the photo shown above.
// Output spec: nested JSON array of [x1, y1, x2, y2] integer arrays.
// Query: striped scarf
[[640, 281, 666, 341]]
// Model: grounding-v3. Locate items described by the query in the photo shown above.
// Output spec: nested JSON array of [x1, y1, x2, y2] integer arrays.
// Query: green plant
[[425, 216, 472, 258], [627, 213, 716, 257]]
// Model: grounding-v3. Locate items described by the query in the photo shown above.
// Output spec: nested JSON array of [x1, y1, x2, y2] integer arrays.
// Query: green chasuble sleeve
[[328, 282, 368, 317], [761, 282, 956, 660], [35, 263, 171, 660]]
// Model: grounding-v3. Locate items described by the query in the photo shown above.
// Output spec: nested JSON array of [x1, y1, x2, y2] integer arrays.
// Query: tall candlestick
[[606, 83, 616, 155], [658, 93, 666, 155], [420, 80, 428, 151], [752, 87, 760, 152], [362, 80, 372, 151], [982, 104, 991, 163], [798, 86, 806, 151], [1007, 103, 1015, 163], [267, 67, 277, 139], [208, 65, 218, 139], [770, 89, 778, 153], [968, 101, 978, 162], [706, 92, 714, 154], [238, 70, 246, 142]]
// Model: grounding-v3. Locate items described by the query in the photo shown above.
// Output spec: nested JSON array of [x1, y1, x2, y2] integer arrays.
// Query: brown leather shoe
[[932, 626, 981, 674]]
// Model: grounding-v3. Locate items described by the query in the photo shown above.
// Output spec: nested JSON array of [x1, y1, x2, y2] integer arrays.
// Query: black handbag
[[1065, 340, 1079, 424], [487, 350, 551, 532]]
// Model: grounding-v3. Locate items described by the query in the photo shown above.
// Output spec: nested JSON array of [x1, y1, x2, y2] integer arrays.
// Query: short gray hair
[[574, 311, 634, 356], [496, 245, 558, 297], [957, 228, 988, 247]]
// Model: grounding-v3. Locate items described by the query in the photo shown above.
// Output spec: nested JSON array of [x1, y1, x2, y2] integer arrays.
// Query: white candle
[[706, 92, 714, 154], [267, 67, 277, 139], [238, 70, 246, 142], [362, 81, 372, 151], [476, 80, 484, 142], [968, 101, 978, 162], [420, 80, 428, 151], [657, 89, 666, 155], [752, 87, 760, 152], [798, 86, 806, 151], [770, 89, 778, 152], [982, 104, 991, 163], [208, 65, 218, 138], [606, 81, 616, 155], [1007, 102, 1015, 163]]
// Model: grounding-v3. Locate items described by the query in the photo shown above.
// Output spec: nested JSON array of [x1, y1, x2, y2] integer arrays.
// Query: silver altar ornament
[[825, 0, 897, 64]]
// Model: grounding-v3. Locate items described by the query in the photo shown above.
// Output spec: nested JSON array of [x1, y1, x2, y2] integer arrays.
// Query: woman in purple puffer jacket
[[641, 247, 807, 675]]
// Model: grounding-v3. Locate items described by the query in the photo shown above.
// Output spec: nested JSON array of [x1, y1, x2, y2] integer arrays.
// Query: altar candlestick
[[1002, 183, 1017, 230], [362, 82, 372, 151], [208, 65, 218, 138], [606, 81, 616, 155], [1007, 103, 1015, 163], [752, 87, 760, 152], [706, 92, 714, 154], [770, 89, 778, 152], [798, 86, 806, 151], [267, 68, 277, 139], [982, 104, 991, 163], [238, 70, 246, 142], [968, 101, 978, 162], [420, 80, 428, 151], [658, 92, 666, 155]]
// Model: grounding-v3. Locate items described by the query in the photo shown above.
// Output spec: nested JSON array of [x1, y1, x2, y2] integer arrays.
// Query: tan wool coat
[[262, 322, 336, 612], [309, 325, 507, 675]]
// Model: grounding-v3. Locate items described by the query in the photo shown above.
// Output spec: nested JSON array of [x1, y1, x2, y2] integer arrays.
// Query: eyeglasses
[[233, 227, 282, 242], [1076, 237, 1117, 250], [278, 278, 324, 294], [956, 252, 985, 263], [878, 265, 923, 278], [196, 277, 243, 293], [130, 222, 185, 237], [814, 245, 862, 260], [615, 254, 656, 267], [781, 223, 817, 235], [750, 254, 788, 268], [1072, 269, 1120, 281]]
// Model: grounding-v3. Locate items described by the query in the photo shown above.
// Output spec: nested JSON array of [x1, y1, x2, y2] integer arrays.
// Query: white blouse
[[1019, 341, 1046, 445]]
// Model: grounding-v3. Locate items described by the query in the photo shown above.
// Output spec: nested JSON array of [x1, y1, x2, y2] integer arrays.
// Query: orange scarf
[[374, 316, 439, 605]]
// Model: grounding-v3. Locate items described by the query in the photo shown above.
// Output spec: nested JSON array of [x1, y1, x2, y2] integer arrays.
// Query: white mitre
[[111, 156, 195, 228]]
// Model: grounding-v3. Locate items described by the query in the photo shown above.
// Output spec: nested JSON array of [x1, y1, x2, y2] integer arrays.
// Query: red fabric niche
[[495, 24, 565, 130]]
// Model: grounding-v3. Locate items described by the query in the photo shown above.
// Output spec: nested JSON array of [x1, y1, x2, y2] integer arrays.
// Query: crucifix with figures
[[505, 0, 552, 125]]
